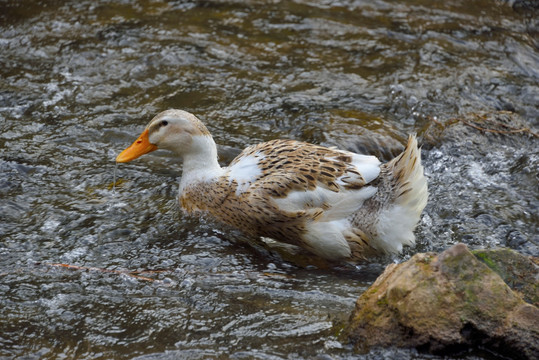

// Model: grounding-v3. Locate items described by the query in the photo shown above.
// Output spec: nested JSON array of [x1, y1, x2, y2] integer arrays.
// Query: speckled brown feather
[[179, 139, 370, 250], [348, 135, 428, 255], [230, 139, 367, 194]]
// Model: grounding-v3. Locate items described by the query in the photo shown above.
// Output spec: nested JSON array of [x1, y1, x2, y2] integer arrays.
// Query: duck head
[[116, 109, 212, 163]]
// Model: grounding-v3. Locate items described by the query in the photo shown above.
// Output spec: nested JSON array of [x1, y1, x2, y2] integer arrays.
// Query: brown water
[[1, 1, 538, 359]]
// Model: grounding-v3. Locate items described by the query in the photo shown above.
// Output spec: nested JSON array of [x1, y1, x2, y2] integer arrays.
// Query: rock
[[345, 243, 539, 359], [472, 248, 538, 306], [421, 110, 537, 151]]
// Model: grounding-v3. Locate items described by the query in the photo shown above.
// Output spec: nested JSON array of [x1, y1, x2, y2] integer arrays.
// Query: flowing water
[[1, 0, 538, 359]]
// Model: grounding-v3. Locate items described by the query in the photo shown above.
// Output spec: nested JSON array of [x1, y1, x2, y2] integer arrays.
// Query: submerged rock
[[419, 111, 539, 258], [346, 243, 539, 359]]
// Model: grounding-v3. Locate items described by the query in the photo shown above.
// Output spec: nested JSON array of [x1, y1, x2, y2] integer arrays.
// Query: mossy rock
[[472, 248, 538, 306], [346, 243, 539, 359]]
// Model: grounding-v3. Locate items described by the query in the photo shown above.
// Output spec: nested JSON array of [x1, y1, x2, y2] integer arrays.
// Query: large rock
[[346, 243, 539, 359], [472, 248, 538, 307]]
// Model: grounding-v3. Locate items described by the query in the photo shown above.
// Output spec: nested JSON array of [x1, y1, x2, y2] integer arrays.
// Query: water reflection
[[1, 0, 537, 359]]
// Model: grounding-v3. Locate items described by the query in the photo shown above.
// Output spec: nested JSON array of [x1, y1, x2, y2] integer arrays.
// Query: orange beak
[[116, 129, 158, 163]]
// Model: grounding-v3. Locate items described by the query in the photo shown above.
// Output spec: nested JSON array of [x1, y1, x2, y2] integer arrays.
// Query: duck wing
[[222, 139, 382, 259], [227, 139, 380, 212]]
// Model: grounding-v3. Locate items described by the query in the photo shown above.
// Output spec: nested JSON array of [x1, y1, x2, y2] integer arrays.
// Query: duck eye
[[161, 120, 168, 127]]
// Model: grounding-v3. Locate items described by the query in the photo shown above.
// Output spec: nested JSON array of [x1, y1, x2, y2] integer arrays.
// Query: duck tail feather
[[374, 134, 428, 252]]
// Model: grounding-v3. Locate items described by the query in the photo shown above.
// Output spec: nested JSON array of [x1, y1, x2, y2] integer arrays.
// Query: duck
[[116, 109, 428, 262]]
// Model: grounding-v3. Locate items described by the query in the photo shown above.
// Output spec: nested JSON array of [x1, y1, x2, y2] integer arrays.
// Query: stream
[[1, 1, 537, 359]]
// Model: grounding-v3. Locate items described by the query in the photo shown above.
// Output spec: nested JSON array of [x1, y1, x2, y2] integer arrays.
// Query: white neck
[[179, 135, 223, 191]]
